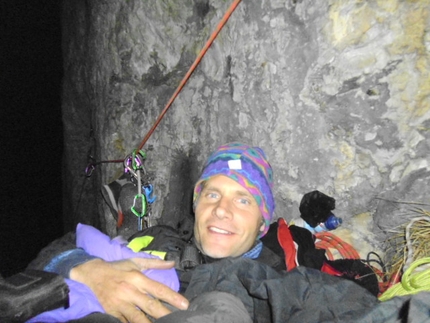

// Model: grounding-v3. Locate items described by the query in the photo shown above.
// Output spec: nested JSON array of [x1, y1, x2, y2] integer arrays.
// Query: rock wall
[[61, 0, 430, 244]]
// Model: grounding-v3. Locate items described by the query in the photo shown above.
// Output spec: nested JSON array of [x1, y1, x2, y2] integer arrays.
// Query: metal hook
[[85, 163, 96, 177]]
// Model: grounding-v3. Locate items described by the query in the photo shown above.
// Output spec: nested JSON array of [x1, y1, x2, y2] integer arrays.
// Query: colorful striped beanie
[[193, 142, 275, 237]]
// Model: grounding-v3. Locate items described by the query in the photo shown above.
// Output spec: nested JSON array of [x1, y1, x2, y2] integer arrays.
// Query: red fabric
[[321, 262, 342, 276], [277, 218, 297, 271], [117, 210, 124, 228]]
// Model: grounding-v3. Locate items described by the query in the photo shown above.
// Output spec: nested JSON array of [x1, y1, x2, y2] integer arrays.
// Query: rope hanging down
[[85, 0, 242, 176], [137, 0, 242, 150]]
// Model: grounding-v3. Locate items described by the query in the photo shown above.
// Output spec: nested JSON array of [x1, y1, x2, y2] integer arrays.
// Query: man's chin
[[201, 246, 232, 259]]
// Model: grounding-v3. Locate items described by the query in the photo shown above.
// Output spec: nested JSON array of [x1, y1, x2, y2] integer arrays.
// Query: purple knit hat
[[193, 142, 275, 237]]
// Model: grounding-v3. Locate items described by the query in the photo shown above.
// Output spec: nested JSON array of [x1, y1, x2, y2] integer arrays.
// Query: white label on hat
[[228, 160, 242, 170]]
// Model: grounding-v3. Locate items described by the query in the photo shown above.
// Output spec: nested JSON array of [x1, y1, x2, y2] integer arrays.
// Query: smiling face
[[194, 175, 265, 258]]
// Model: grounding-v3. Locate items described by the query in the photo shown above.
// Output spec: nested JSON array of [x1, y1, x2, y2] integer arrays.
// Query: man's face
[[194, 175, 264, 258]]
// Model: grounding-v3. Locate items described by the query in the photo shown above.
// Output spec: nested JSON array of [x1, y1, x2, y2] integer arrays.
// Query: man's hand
[[70, 258, 189, 323]]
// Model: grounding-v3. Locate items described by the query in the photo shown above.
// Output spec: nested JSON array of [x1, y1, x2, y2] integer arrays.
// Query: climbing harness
[[83, 0, 243, 231]]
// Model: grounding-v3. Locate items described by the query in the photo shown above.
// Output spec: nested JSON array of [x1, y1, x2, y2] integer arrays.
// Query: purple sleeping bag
[[27, 223, 179, 322]]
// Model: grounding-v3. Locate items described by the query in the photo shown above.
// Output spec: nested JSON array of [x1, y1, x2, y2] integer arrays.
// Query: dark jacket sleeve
[[26, 231, 77, 271], [26, 231, 98, 278]]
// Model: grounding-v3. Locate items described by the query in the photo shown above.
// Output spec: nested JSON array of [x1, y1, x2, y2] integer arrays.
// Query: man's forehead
[[202, 175, 251, 196]]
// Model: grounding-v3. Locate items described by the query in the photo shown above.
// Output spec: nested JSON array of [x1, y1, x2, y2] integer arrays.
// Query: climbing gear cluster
[[124, 150, 156, 231], [101, 150, 156, 231]]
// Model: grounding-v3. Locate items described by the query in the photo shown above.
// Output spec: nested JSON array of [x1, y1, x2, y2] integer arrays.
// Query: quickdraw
[[123, 150, 157, 230], [132, 169, 148, 231]]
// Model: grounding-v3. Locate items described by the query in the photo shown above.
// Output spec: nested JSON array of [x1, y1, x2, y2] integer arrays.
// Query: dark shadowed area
[[0, 0, 64, 277]]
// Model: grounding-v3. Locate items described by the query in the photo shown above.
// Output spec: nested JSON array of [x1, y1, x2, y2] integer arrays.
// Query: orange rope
[[315, 231, 389, 296], [314, 231, 361, 260], [84, 1, 243, 174], [137, 0, 242, 151]]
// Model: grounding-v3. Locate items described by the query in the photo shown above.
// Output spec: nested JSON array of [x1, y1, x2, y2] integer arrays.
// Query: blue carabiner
[[144, 184, 157, 204]]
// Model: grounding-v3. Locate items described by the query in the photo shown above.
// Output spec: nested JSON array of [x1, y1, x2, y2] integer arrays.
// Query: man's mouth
[[209, 226, 232, 234]]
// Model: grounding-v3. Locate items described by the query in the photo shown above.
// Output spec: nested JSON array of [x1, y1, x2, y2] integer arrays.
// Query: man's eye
[[206, 192, 219, 199], [237, 198, 251, 205]]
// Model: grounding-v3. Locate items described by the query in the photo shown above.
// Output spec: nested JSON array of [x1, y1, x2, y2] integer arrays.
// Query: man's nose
[[213, 197, 232, 219]]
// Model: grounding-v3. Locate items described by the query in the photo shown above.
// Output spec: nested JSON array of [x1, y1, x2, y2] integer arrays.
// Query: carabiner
[[131, 193, 147, 218]]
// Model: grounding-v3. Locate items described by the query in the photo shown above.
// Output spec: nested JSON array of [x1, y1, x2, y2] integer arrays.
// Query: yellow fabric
[[127, 236, 167, 259], [127, 236, 154, 252], [145, 250, 167, 259]]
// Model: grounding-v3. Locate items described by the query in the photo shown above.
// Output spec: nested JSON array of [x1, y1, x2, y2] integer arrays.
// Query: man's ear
[[259, 220, 265, 232]]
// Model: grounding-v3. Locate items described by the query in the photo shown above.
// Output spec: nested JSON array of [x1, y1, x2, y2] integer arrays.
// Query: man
[[29, 142, 279, 322], [28, 143, 415, 323]]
